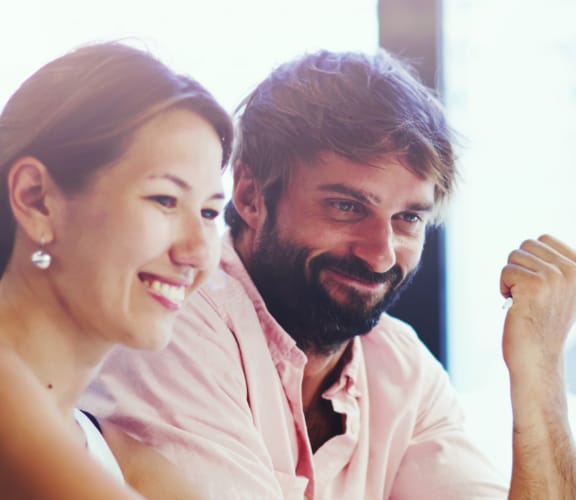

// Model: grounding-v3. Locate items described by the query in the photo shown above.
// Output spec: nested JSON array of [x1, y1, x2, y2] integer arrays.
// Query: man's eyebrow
[[317, 183, 434, 212], [317, 183, 380, 204], [148, 173, 225, 200], [407, 202, 435, 213]]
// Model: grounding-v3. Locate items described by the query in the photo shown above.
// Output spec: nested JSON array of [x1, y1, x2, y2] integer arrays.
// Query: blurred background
[[3, 0, 576, 481]]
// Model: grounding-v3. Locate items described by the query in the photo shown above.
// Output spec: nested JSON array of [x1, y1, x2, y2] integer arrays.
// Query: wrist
[[508, 367, 569, 428], [507, 350, 564, 386]]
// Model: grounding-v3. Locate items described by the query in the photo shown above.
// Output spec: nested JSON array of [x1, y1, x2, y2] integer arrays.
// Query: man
[[83, 50, 576, 499]]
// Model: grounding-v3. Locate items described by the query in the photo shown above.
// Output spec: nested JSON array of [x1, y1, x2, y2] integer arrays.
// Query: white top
[[74, 408, 125, 483]]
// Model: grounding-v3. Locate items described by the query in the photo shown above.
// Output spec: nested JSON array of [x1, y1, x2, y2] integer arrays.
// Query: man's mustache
[[310, 254, 404, 288]]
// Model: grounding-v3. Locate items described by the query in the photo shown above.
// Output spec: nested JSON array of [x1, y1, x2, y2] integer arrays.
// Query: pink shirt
[[83, 236, 508, 499]]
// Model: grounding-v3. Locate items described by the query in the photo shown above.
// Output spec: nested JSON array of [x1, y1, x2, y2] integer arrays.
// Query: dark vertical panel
[[378, 0, 447, 366], [378, 0, 442, 89]]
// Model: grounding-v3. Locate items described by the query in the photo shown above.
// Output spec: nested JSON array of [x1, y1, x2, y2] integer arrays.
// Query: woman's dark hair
[[0, 41, 233, 276]]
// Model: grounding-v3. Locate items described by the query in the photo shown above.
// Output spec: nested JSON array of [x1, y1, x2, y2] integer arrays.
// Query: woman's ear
[[8, 157, 56, 244], [232, 162, 267, 231]]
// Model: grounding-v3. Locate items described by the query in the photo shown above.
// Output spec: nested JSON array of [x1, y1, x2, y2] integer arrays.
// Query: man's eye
[[324, 199, 366, 221], [149, 195, 177, 208], [201, 208, 220, 220], [401, 212, 422, 223], [331, 200, 358, 213]]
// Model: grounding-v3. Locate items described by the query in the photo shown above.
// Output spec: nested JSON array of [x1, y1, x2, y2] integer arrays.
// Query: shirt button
[[349, 420, 359, 435]]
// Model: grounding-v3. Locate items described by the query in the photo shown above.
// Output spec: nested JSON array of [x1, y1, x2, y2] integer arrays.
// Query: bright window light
[[2, 1, 379, 113], [444, 0, 576, 477]]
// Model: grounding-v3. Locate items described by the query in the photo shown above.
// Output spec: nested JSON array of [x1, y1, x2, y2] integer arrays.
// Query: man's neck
[[302, 342, 351, 452], [302, 342, 350, 413]]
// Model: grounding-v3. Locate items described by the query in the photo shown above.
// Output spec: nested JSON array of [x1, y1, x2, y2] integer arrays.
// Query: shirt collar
[[322, 337, 363, 399], [219, 232, 306, 367], [220, 231, 363, 396]]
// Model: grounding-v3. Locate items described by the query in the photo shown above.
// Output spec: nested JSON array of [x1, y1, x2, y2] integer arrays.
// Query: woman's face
[[50, 108, 225, 350]]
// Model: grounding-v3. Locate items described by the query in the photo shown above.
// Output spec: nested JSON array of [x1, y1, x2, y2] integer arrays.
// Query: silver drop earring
[[31, 238, 52, 270]]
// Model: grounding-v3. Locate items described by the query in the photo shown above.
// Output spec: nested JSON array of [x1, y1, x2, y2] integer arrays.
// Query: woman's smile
[[139, 272, 190, 311]]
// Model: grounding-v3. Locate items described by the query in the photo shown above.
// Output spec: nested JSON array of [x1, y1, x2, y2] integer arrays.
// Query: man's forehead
[[289, 152, 436, 198], [299, 150, 433, 177]]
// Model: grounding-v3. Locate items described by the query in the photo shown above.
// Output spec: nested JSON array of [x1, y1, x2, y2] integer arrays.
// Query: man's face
[[245, 152, 436, 354]]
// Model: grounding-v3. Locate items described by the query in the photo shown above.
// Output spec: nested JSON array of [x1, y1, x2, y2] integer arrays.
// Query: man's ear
[[8, 157, 56, 244], [232, 162, 267, 230]]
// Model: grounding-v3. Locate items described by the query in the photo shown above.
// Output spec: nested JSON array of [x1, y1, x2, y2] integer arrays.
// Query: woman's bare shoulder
[[102, 420, 201, 499]]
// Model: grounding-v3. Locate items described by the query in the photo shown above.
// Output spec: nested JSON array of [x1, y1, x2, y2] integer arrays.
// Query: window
[[444, 0, 576, 476]]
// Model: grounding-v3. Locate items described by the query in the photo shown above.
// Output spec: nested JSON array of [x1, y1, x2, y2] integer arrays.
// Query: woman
[[0, 41, 232, 498]]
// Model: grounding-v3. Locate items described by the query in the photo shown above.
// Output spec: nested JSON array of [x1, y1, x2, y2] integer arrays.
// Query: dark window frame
[[379, 0, 447, 366]]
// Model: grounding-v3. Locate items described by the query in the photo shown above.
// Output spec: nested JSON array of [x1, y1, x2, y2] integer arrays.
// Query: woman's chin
[[122, 320, 175, 352]]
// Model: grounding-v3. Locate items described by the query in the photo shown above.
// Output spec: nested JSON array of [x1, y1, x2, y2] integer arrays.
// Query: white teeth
[[144, 279, 186, 304]]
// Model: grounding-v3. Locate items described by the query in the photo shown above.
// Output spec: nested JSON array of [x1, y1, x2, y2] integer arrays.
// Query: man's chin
[[326, 288, 388, 313]]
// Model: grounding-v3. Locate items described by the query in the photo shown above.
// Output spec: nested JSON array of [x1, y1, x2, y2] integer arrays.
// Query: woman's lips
[[139, 273, 189, 310]]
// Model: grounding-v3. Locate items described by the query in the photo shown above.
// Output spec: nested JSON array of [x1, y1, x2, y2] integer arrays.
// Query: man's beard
[[246, 227, 418, 355]]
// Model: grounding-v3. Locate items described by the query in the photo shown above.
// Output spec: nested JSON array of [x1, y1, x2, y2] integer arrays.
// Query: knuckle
[[538, 233, 554, 244]]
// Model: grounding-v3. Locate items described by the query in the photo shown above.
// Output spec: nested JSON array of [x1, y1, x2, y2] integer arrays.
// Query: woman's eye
[[201, 208, 220, 220], [149, 195, 177, 208]]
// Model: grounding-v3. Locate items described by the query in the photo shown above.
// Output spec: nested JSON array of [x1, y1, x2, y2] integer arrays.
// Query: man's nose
[[350, 222, 396, 273]]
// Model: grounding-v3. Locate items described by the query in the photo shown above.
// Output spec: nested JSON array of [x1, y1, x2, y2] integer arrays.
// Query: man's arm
[[388, 344, 508, 499], [363, 319, 508, 499], [501, 234, 576, 499], [82, 288, 288, 499], [101, 421, 202, 500]]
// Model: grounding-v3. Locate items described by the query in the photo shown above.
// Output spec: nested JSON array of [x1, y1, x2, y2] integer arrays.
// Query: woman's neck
[[0, 274, 111, 416]]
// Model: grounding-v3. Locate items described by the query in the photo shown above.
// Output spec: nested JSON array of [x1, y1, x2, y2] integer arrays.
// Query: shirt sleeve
[[388, 337, 509, 499], [81, 290, 286, 500]]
